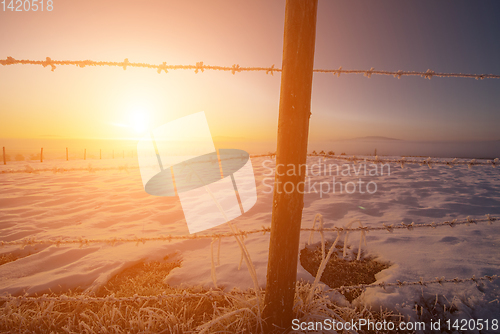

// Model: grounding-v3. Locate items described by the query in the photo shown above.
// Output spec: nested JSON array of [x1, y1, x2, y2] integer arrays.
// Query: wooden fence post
[[66, 147, 68, 161], [3, 147, 6, 165], [41, 148, 43, 162], [262, 0, 318, 330]]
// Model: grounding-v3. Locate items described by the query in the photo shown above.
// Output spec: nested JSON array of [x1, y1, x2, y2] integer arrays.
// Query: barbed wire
[[0, 274, 496, 304], [0, 165, 139, 174], [0, 214, 497, 305], [333, 274, 499, 294], [303, 215, 499, 234], [0, 154, 244, 173], [0, 57, 279, 75], [1, 155, 498, 174], [315, 67, 500, 80], [2, 57, 500, 80], [0, 228, 270, 248], [0, 215, 496, 249], [316, 155, 500, 169], [260, 154, 500, 169]]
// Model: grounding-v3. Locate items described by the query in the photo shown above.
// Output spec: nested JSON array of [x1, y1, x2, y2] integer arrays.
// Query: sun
[[129, 110, 149, 134]]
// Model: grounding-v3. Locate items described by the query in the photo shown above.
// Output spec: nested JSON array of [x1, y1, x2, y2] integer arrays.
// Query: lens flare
[[129, 110, 149, 134]]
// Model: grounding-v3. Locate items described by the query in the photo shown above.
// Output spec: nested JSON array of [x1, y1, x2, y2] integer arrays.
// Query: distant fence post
[[66, 147, 68, 161], [3, 147, 6, 165], [263, 0, 318, 330], [40, 148, 44, 162], [84, 149, 86, 160]]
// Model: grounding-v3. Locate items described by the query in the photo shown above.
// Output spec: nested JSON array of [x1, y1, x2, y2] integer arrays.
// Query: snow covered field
[[1, 155, 499, 322]]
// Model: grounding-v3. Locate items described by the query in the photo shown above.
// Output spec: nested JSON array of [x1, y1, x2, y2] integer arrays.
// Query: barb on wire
[[0, 215, 496, 249], [2, 57, 500, 80]]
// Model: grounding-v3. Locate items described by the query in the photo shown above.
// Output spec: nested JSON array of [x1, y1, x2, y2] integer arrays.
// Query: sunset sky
[[1, 0, 499, 152]]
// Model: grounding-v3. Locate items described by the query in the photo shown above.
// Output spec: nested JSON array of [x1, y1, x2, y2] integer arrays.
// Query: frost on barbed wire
[[0, 215, 497, 248], [0, 213, 499, 321], [310, 154, 499, 169], [0, 274, 496, 304], [0, 164, 139, 174], [308, 215, 367, 262], [0, 57, 280, 76], [334, 274, 500, 294], [1, 155, 498, 174], [2, 56, 500, 79]]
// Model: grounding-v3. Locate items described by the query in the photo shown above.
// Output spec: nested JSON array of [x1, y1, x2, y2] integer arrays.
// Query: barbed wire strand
[[0, 214, 497, 305], [0, 274, 496, 304], [0, 165, 139, 174], [333, 274, 499, 294], [0, 57, 279, 75], [0, 215, 496, 249], [316, 155, 500, 169], [2, 57, 500, 80], [1, 155, 498, 174], [256, 154, 500, 169]]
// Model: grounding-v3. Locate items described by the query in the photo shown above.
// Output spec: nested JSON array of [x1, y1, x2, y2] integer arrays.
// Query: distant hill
[[351, 136, 401, 141]]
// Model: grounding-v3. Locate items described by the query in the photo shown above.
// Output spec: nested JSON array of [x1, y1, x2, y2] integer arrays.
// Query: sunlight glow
[[129, 110, 149, 134]]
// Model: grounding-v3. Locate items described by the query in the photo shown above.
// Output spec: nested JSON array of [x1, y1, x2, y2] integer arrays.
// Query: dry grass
[[0, 254, 18, 266], [0, 254, 261, 333], [0, 252, 405, 333], [96, 255, 182, 297], [0, 250, 38, 266], [300, 241, 390, 302], [292, 281, 409, 334]]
